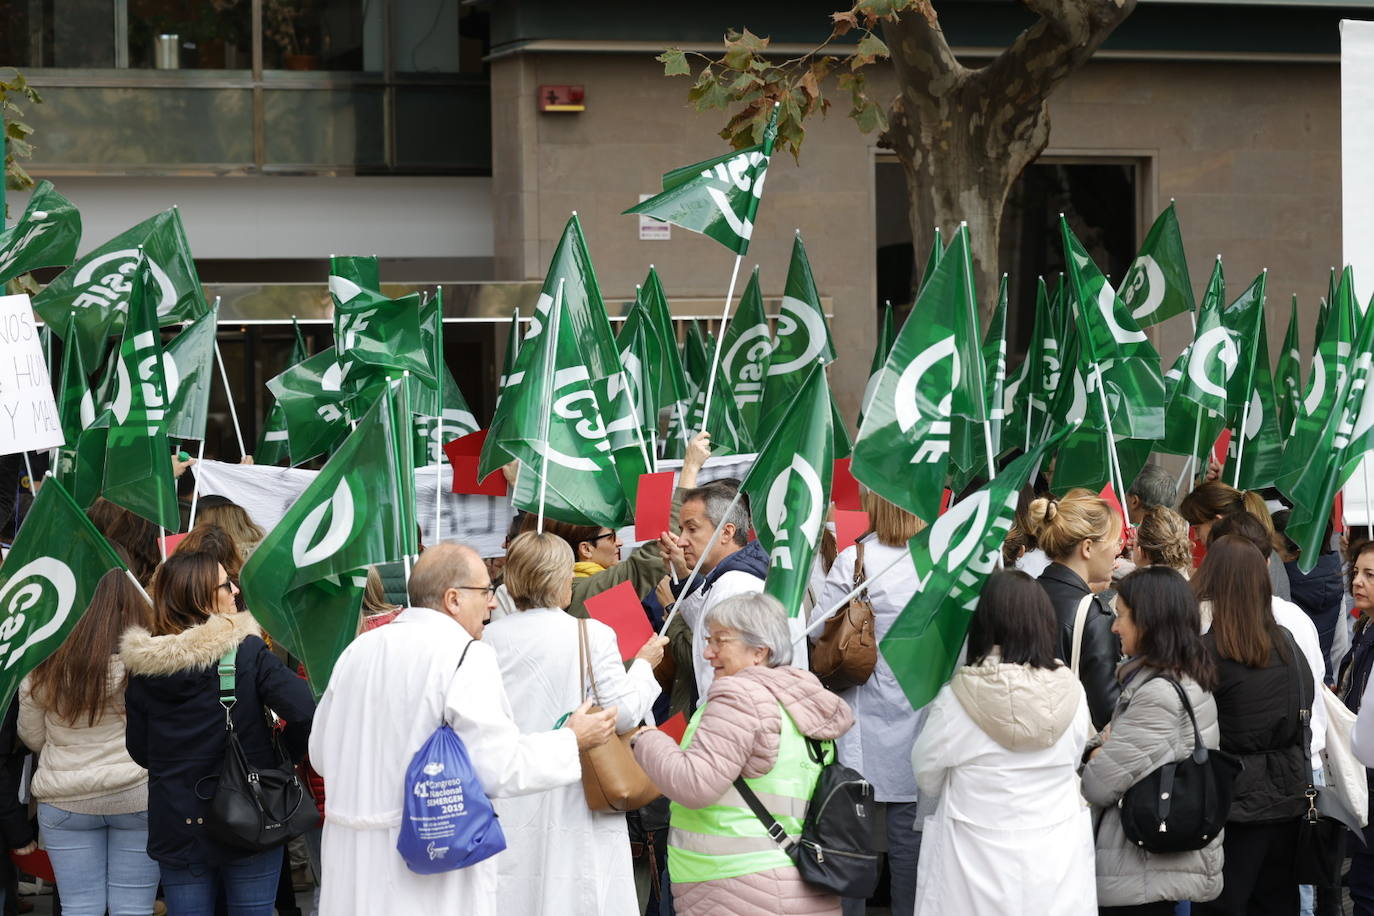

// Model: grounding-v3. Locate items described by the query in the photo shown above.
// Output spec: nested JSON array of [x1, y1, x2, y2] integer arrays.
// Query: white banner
[[0, 295, 63, 455], [193, 453, 757, 559], [1341, 20, 1374, 525]]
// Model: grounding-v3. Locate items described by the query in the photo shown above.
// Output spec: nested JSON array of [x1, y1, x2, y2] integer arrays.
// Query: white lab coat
[[309, 607, 581, 916], [482, 608, 661, 916], [811, 538, 927, 802], [912, 680, 1095, 916]]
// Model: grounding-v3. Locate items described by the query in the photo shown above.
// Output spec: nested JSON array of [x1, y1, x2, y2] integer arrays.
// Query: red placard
[[1334, 491, 1347, 534], [445, 430, 509, 496], [635, 471, 676, 541], [658, 711, 688, 745], [1212, 429, 1232, 467], [834, 510, 871, 553], [10, 849, 55, 883], [939, 489, 953, 516], [161, 532, 191, 555], [1099, 483, 1125, 523], [585, 581, 654, 663], [832, 458, 862, 511]]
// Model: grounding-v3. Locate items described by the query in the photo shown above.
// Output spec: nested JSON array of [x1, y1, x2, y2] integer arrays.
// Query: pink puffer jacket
[[634, 665, 854, 916]]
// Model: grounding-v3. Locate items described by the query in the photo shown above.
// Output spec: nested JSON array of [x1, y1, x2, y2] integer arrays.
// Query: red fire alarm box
[[539, 85, 585, 112]]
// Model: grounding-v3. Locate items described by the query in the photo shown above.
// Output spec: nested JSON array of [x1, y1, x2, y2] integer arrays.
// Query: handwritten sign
[[0, 295, 62, 455]]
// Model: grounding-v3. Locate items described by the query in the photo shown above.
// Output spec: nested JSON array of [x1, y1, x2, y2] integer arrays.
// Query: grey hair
[[408, 542, 482, 611], [1128, 463, 1177, 510], [704, 592, 793, 667], [684, 480, 751, 547]]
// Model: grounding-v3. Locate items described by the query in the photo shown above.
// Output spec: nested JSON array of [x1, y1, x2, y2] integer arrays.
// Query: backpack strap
[[732, 777, 798, 854], [1070, 594, 1094, 676], [216, 647, 237, 729]]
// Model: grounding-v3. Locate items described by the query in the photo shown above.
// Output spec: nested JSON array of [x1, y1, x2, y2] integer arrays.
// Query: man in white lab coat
[[309, 542, 615, 916]]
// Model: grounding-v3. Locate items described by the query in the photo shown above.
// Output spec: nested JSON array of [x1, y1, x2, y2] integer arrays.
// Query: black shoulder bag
[[734, 737, 883, 898], [201, 647, 320, 852], [1117, 676, 1242, 853]]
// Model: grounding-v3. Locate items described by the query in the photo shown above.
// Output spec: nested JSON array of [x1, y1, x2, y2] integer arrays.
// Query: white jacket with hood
[[911, 654, 1095, 916]]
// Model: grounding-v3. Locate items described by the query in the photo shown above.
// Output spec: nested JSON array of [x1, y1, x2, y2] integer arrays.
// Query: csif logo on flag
[[0, 558, 78, 671], [111, 334, 180, 432], [416, 411, 478, 453], [723, 325, 771, 406], [0, 219, 53, 278], [70, 251, 178, 317], [1303, 342, 1351, 417], [702, 149, 768, 243], [767, 297, 826, 376], [913, 488, 1009, 596], [534, 367, 614, 471], [292, 480, 358, 568], [763, 456, 824, 572], [893, 336, 958, 464], [1186, 327, 1238, 400], [1122, 255, 1167, 322]]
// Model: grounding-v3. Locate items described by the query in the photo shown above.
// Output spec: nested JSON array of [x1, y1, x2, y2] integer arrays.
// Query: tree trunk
[[881, 0, 1136, 319]]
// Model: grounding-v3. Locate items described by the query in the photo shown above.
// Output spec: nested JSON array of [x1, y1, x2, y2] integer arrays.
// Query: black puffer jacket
[[122, 612, 316, 866], [1037, 563, 1122, 730], [1206, 630, 1310, 823]]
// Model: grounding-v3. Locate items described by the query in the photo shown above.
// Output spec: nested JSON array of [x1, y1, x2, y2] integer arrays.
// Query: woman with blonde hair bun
[[1029, 489, 1124, 730], [1132, 506, 1194, 577]]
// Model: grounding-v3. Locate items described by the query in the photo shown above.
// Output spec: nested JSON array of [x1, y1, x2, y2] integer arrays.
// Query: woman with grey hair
[[483, 532, 666, 916], [631, 592, 854, 916]]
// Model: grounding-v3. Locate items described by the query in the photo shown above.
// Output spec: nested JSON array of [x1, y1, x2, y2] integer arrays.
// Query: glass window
[[263, 88, 385, 166], [128, 0, 251, 70], [264, 0, 372, 71], [394, 85, 490, 172]]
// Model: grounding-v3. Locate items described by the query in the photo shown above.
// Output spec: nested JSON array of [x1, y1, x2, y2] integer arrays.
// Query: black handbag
[[201, 648, 319, 852], [1118, 677, 1242, 853], [1284, 632, 1358, 887]]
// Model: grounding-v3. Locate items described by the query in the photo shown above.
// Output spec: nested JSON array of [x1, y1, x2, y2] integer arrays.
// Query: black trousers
[[1100, 902, 1176, 916], [1193, 820, 1299, 916]]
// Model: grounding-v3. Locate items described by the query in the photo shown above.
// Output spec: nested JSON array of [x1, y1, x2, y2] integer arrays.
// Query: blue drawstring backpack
[[396, 641, 506, 874]]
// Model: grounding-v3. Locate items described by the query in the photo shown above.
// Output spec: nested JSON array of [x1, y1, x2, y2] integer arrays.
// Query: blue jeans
[[36, 803, 159, 916], [159, 846, 283, 916]]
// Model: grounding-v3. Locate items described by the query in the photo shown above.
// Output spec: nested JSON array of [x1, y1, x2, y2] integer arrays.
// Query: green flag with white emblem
[[494, 307, 522, 418], [0, 477, 129, 706], [240, 385, 414, 695], [255, 318, 310, 466], [950, 273, 1007, 488], [1159, 259, 1232, 462], [161, 303, 219, 443], [33, 208, 206, 369], [1283, 267, 1356, 487], [1222, 305, 1284, 489], [331, 286, 436, 389], [622, 109, 776, 256], [851, 226, 979, 523], [740, 362, 833, 618], [617, 304, 663, 456], [1118, 202, 1195, 328], [490, 290, 632, 529], [759, 233, 836, 439], [0, 180, 81, 285], [881, 426, 1073, 710], [1002, 278, 1059, 454], [718, 266, 772, 437], [919, 228, 942, 295], [640, 268, 691, 408], [1276, 296, 1304, 436], [859, 301, 896, 428], [100, 256, 179, 531], [265, 347, 353, 464]]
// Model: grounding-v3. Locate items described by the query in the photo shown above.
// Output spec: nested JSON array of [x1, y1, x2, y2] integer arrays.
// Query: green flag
[[239, 385, 415, 695], [617, 304, 663, 456], [740, 362, 833, 617], [859, 300, 896, 428], [718, 266, 772, 437], [1278, 281, 1374, 572], [162, 303, 220, 442], [493, 307, 522, 418], [490, 290, 632, 529], [622, 109, 776, 256], [331, 287, 436, 389], [1060, 216, 1165, 441], [414, 370, 478, 466], [33, 208, 206, 368], [55, 316, 94, 446], [1158, 259, 1232, 462], [830, 391, 852, 462], [0, 180, 81, 285], [328, 254, 380, 295], [950, 272, 1008, 488], [640, 268, 691, 407], [759, 233, 836, 437], [919, 228, 942, 295], [1222, 305, 1284, 489], [1276, 295, 1304, 436], [1118, 202, 1195, 328], [101, 256, 179, 531], [1001, 278, 1059, 454], [1284, 267, 1356, 479], [880, 426, 1073, 709], [1221, 270, 1269, 427], [850, 226, 979, 523], [255, 318, 310, 466], [0, 477, 128, 705], [264, 347, 353, 464]]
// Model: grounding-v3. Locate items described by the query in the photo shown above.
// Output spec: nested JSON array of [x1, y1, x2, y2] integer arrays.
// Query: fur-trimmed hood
[[120, 612, 262, 677]]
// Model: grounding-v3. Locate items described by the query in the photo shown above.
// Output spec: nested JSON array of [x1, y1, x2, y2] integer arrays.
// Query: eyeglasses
[[584, 531, 617, 545], [453, 584, 498, 598], [218, 579, 236, 594], [705, 633, 743, 650]]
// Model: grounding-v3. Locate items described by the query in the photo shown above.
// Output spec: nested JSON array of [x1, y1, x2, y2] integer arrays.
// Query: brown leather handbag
[[577, 619, 662, 813], [810, 541, 878, 691]]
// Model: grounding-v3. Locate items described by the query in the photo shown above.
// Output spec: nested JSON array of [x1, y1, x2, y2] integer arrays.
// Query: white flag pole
[[658, 488, 744, 636], [1232, 406, 1250, 489], [187, 438, 207, 527], [434, 433, 444, 543], [211, 302, 246, 458], [803, 550, 910, 638], [125, 569, 154, 607], [959, 224, 997, 482], [1178, 411, 1202, 496], [1091, 364, 1129, 509], [21, 453, 36, 497], [536, 279, 566, 535], [698, 253, 745, 437]]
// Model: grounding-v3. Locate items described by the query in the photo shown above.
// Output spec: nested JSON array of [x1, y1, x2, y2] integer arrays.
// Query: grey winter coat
[[1080, 665, 1224, 907]]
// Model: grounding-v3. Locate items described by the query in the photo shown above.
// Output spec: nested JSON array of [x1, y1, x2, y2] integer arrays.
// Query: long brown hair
[[29, 567, 151, 726], [178, 524, 245, 578], [150, 552, 222, 636], [85, 499, 161, 586], [1192, 535, 1285, 668]]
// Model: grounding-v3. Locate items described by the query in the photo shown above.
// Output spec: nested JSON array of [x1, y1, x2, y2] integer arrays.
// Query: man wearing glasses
[[308, 542, 616, 915]]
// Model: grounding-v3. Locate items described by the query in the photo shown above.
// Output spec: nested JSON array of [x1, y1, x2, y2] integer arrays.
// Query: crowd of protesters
[[2, 435, 1374, 916]]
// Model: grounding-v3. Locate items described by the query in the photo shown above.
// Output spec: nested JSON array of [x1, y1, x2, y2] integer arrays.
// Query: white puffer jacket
[[18, 656, 148, 805]]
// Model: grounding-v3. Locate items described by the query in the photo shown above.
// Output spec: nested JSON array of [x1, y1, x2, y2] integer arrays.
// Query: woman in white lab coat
[[483, 531, 666, 916]]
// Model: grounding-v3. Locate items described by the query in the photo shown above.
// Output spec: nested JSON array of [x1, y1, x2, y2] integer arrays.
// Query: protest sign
[[0, 296, 63, 455]]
